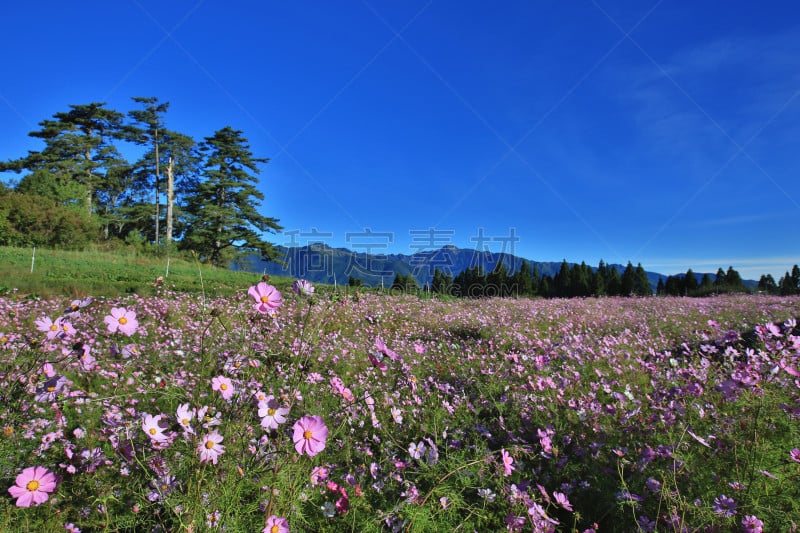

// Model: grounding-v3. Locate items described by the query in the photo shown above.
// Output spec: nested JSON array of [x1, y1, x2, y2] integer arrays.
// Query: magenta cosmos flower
[[263, 515, 290, 533], [198, 431, 225, 464], [501, 449, 515, 476], [248, 282, 283, 314], [104, 307, 138, 336], [292, 415, 328, 457], [8, 466, 58, 507]]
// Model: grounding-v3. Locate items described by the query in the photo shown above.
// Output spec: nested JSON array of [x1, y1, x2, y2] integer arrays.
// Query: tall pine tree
[[182, 127, 282, 267]]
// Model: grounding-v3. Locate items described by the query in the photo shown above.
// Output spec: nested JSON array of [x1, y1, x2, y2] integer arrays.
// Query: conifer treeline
[[422, 260, 800, 299]]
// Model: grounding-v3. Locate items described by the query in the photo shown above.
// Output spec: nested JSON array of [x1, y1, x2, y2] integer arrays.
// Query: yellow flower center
[[62, 325, 70, 331], [1, 336, 8, 343], [303, 430, 313, 440], [271, 525, 279, 533], [47, 386, 56, 392], [26, 480, 40, 492], [119, 317, 128, 325], [2, 426, 13, 437], [149, 428, 157, 435], [205, 440, 215, 449], [260, 295, 270, 303], [181, 418, 189, 425], [220, 383, 228, 391], [267, 408, 276, 416], [49, 325, 58, 331]]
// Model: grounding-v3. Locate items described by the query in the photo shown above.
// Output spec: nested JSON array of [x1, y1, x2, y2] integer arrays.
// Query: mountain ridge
[[237, 244, 757, 292]]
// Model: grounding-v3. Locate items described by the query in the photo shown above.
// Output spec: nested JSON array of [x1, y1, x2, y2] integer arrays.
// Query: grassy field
[[0, 246, 293, 298], [1, 249, 800, 531]]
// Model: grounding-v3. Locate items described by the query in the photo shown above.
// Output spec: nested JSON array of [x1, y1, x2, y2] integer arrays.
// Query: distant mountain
[[235, 243, 703, 292]]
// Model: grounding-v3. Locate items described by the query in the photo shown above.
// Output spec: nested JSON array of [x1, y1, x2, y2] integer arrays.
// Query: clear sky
[[1, 1, 799, 280]]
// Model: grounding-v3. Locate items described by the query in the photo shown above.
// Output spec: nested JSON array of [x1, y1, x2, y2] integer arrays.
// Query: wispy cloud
[[690, 211, 789, 228], [644, 256, 800, 280]]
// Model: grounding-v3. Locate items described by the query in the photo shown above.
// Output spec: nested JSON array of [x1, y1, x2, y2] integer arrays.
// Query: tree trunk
[[154, 128, 160, 245], [166, 156, 174, 244], [84, 148, 93, 215]]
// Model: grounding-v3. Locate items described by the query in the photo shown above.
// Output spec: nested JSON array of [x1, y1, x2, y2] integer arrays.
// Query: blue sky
[[1, 1, 799, 280]]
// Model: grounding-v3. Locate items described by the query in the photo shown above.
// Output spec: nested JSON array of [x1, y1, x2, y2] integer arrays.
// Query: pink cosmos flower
[[65, 297, 93, 315], [176, 403, 195, 435], [292, 279, 315, 297], [198, 431, 225, 464], [104, 307, 138, 336], [41, 362, 56, 378], [142, 414, 169, 443], [8, 466, 58, 507], [263, 515, 290, 533], [790, 448, 800, 463], [248, 282, 283, 314], [501, 449, 515, 476], [211, 376, 235, 400], [368, 352, 388, 373], [553, 491, 573, 511], [374, 337, 401, 361], [258, 396, 289, 430], [35, 316, 69, 340], [292, 415, 328, 457], [742, 515, 764, 533]]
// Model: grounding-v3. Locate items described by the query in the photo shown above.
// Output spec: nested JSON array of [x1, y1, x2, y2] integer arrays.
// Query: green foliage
[[391, 273, 419, 293], [0, 192, 98, 248]]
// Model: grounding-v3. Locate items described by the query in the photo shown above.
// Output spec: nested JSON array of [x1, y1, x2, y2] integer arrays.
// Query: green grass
[[0, 246, 295, 298]]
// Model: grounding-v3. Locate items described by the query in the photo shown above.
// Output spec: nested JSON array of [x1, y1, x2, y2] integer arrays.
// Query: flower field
[[1, 283, 799, 532]]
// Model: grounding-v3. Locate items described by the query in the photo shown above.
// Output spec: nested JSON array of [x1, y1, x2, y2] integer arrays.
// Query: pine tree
[[530, 264, 541, 296], [664, 275, 682, 296], [656, 278, 665, 296], [606, 267, 622, 296], [0, 102, 125, 215], [725, 266, 745, 292], [593, 260, 608, 296], [620, 262, 636, 296], [432, 268, 453, 295], [714, 268, 727, 288], [511, 260, 534, 296], [757, 274, 777, 294], [684, 269, 698, 296], [634, 263, 651, 296], [554, 260, 571, 297], [699, 273, 714, 294], [181, 127, 282, 267]]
